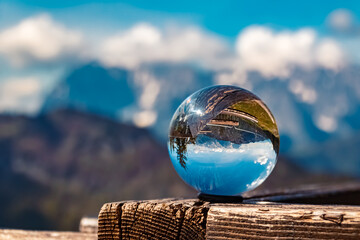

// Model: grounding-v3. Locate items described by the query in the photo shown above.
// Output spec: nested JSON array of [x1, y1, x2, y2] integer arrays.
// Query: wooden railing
[[2, 182, 360, 239], [98, 182, 360, 239]]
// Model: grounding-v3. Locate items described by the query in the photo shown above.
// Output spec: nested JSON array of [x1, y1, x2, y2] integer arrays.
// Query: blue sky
[[2, 0, 360, 37]]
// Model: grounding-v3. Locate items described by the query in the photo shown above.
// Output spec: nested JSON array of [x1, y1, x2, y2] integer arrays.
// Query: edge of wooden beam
[[98, 199, 209, 240], [0, 229, 96, 240], [98, 201, 125, 240]]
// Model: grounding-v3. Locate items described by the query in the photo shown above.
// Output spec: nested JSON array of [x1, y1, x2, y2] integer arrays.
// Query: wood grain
[[0, 229, 96, 240], [97, 183, 360, 239], [98, 198, 209, 240], [207, 203, 360, 240], [98, 201, 124, 240]]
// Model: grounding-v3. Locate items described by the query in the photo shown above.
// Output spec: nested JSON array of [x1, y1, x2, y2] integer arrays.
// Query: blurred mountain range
[[0, 109, 195, 230], [42, 62, 360, 176], [42, 63, 214, 139]]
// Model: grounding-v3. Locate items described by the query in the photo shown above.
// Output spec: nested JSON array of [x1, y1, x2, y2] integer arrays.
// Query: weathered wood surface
[[98, 182, 360, 239], [99, 200, 360, 240], [207, 203, 360, 239], [98, 199, 209, 240], [0, 229, 96, 240]]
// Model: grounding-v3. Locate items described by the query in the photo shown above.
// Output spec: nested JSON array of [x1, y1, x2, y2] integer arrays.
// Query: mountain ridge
[[0, 108, 195, 230]]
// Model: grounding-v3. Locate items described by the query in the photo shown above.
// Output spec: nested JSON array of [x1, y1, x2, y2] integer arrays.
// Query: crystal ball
[[168, 85, 279, 196]]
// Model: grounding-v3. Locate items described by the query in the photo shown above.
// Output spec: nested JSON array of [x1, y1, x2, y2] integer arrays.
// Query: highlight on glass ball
[[168, 85, 279, 196]]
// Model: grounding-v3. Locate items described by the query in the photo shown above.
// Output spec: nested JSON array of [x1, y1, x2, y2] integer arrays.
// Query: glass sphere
[[168, 85, 279, 196]]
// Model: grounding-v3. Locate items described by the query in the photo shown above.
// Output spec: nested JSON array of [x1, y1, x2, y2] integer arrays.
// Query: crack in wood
[[297, 211, 313, 220], [176, 207, 186, 240], [320, 213, 344, 225], [116, 202, 124, 240]]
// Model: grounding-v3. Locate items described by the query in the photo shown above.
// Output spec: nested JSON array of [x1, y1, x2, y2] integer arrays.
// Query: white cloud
[[327, 9, 355, 32], [235, 26, 346, 79], [0, 14, 84, 67], [0, 77, 43, 114], [99, 23, 347, 92], [99, 24, 162, 69], [99, 23, 231, 69], [236, 27, 316, 78]]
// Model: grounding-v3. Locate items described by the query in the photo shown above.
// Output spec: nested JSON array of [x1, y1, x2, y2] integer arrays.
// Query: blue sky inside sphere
[[168, 137, 276, 195]]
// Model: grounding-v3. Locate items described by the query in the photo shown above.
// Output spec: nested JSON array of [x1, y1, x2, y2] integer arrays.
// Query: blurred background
[[0, 0, 360, 231]]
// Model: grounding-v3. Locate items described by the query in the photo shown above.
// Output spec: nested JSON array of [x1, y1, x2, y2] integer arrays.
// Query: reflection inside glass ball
[[168, 85, 279, 196]]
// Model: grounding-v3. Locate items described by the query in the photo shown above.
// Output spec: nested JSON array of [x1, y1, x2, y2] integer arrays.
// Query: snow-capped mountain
[[42, 62, 360, 176]]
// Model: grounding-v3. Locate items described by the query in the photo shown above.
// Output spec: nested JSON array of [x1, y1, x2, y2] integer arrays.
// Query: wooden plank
[[0, 229, 96, 240], [206, 203, 360, 240], [98, 198, 209, 240], [97, 182, 360, 239], [98, 199, 360, 240]]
